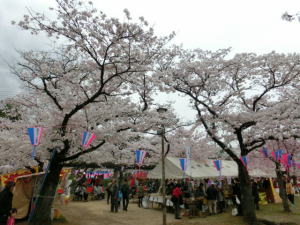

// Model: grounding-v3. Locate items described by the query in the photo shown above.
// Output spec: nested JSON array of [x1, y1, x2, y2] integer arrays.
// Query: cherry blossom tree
[[263, 139, 300, 212], [164, 127, 219, 161], [282, 12, 300, 22], [4, 0, 178, 224], [160, 48, 300, 225]]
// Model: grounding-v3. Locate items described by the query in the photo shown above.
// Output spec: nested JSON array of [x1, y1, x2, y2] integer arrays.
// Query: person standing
[[232, 179, 242, 216], [172, 184, 183, 219], [121, 179, 130, 211], [252, 180, 260, 210], [286, 179, 295, 205], [0, 181, 15, 225], [106, 180, 112, 205], [110, 180, 119, 213], [194, 183, 206, 212], [206, 182, 218, 215], [263, 178, 272, 203], [6, 208, 17, 225], [137, 183, 145, 208], [217, 183, 225, 213]]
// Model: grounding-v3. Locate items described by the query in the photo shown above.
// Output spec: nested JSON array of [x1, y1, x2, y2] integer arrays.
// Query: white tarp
[[148, 157, 276, 179]]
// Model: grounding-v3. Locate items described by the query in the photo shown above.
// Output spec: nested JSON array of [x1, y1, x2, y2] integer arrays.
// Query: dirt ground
[[59, 197, 300, 225], [17, 196, 300, 225], [60, 199, 177, 225]]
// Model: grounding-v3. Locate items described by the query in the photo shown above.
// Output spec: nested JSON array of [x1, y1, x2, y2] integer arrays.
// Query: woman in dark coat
[[0, 181, 15, 225]]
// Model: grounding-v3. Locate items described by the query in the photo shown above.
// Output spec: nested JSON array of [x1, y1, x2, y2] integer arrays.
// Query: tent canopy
[[148, 157, 276, 179]]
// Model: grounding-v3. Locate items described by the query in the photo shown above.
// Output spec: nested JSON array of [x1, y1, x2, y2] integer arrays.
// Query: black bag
[[0, 214, 8, 223], [179, 195, 183, 205], [171, 195, 177, 202]]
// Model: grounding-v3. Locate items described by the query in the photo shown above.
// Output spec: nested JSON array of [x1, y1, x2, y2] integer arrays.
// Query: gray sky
[[1, 0, 300, 120]]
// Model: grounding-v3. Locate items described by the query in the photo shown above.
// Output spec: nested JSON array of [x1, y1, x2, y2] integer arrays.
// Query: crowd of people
[[67, 171, 298, 219], [166, 176, 299, 219], [0, 170, 298, 224]]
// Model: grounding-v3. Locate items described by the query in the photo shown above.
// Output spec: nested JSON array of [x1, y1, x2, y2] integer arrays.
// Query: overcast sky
[[1, 0, 300, 120]]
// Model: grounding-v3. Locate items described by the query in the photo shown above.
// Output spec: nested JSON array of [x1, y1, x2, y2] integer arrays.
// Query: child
[[6, 208, 17, 225]]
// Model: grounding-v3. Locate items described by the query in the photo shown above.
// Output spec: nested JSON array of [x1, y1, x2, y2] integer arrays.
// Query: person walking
[[171, 184, 183, 219], [206, 182, 218, 215], [137, 183, 145, 208], [121, 179, 130, 211], [0, 181, 15, 225]]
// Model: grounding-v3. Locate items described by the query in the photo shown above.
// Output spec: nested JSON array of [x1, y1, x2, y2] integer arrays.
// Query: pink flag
[[281, 153, 289, 166]]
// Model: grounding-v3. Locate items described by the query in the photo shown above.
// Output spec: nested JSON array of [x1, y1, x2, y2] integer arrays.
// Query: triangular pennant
[[179, 158, 187, 171]]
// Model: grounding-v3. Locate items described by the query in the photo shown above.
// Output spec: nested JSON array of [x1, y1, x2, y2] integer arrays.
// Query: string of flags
[[27, 128, 97, 158], [260, 147, 300, 170]]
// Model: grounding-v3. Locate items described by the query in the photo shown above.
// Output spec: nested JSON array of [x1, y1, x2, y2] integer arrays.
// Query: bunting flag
[[281, 153, 290, 168], [271, 150, 283, 161], [213, 160, 222, 176], [179, 158, 187, 172], [240, 156, 248, 168], [288, 155, 293, 167], [261, 147, 269, 158], [81, 131, 96, 148], [213, 160, 222, 171], [135, 149, 147, 166], [27, 127, 43, 158]]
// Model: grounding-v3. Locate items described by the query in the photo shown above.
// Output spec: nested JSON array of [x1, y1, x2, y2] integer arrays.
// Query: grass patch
[[53, 215, 68, 224]]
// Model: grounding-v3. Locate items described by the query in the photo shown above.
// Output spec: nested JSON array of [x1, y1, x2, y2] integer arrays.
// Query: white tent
[[148, 157, 276, 179]]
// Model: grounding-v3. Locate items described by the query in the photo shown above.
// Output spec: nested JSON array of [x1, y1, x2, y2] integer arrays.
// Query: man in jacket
[[121, 178, 130, 211], [0, 181, 15, 225], [172, 184, 183, 219], [110, 179, 119, 213], [206, 182, 218, 215]]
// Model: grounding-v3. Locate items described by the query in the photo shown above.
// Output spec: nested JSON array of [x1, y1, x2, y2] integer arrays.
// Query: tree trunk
[[28, 150, 63, 225], [275, 164, 290, 212], [238, 163, 258, 225]]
